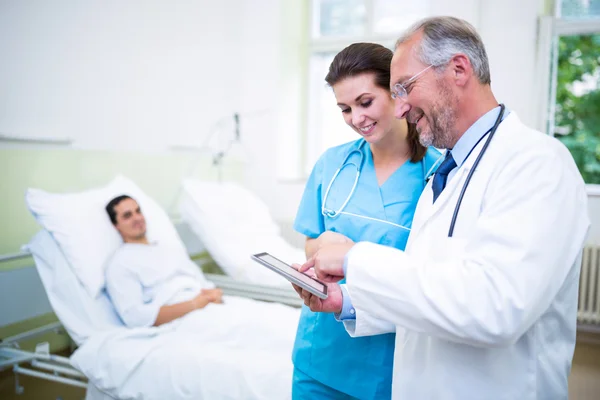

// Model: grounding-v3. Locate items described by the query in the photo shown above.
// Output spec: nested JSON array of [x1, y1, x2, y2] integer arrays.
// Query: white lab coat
[[342, 112, 590, 400]]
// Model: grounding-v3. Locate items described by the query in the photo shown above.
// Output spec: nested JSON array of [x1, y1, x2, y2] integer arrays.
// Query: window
[[559, 0, 600, 17], [304, 0, 430, 176], [544, 0, 600, 184]]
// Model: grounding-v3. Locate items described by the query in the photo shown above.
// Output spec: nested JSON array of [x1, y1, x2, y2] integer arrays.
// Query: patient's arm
[[153, 288, 223, 326], [305, 231, 353, 259], [107, 260, 221, 328], [154, 292, 208, 326]]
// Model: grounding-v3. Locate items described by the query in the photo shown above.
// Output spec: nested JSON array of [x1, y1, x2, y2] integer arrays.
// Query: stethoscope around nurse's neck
[[321, 139, 423, 232], [424, 153, 446, 183], [321, 140, 367, 219]]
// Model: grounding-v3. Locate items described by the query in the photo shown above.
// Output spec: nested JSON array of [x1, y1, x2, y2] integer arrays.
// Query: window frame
[[537, 12, 600, 192]]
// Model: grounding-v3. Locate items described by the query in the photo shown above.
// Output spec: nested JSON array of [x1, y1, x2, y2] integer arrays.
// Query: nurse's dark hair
[[106, 195, 134, 225], [325, 42, 427, 162]]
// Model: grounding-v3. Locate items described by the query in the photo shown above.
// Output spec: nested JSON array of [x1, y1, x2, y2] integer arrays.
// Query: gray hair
[[395, 16, 491, 85]]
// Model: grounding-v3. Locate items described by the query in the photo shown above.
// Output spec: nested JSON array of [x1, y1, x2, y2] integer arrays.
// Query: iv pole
[[167, 113, 241, 217], [212, 113, 240, 183]]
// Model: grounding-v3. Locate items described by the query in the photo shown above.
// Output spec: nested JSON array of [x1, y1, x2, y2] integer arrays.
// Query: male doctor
[[296, 16, 590, 399]]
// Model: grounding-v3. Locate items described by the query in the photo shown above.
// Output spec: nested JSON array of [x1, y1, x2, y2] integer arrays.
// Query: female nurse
[[291, 43, 441, 399]]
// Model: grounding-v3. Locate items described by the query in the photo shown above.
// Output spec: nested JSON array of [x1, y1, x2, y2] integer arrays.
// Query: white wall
[[237, 0, 283, 208], [478, 0, 543, 129], [0, 0, 240, 152], [587, 192, 600, 245]]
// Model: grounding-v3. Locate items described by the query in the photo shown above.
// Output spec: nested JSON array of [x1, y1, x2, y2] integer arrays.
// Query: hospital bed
[[179, 179, 307, 286], [1, 233, 301, 399], [1, 176, 303, 399]]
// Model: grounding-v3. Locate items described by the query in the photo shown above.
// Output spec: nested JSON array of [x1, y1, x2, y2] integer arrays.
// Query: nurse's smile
[[359, 122, 376, 135]]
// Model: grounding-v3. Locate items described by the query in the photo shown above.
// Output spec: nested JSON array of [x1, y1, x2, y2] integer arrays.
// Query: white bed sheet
[[180, 180, 306, 286], [73, 296, 299, 400], [27, 230, 300, 400]]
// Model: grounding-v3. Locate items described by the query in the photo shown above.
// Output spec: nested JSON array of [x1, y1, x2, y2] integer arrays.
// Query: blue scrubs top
[[293, 138, 441, 399]]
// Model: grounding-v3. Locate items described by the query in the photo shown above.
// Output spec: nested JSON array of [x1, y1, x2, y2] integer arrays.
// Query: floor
[[569, 335, 600, 400], [0, 370, 85, 400]]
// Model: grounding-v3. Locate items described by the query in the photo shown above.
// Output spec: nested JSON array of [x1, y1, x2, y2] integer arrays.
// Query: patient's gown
[[105, 242, 299, 351]]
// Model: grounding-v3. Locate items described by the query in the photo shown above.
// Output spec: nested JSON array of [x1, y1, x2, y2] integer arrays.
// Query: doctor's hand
[[290, 266, 343, 313], [299, 242, 354, 283]]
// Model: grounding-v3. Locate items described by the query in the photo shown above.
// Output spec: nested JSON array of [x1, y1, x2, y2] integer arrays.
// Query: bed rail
[[0, 347, 88, 394], [205, 273, 303, 307], [0, 321, 63, 346], [0, 250, 31, 263], [1, 328, 88, 395]]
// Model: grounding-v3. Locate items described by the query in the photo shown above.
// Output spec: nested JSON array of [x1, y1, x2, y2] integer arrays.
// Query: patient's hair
[[325, 42, 427, 163], [106, 195, 134, 225]]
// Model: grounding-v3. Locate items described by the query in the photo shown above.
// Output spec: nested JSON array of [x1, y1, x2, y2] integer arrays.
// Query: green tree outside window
[[554, 34, 600, 184]]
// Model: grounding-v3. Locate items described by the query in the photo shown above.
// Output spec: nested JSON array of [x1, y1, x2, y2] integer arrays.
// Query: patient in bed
[[104, 195, 300, 350], [104, 194, 226, 327]]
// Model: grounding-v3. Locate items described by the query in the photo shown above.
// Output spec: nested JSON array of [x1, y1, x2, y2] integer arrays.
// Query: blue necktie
[[432, 151, 457, 203]]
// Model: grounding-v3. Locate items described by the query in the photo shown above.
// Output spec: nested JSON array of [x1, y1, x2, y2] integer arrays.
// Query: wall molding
[[0, 133, 72, 146]]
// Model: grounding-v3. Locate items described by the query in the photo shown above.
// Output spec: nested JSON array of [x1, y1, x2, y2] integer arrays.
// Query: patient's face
[[113, 198, 147, 242]]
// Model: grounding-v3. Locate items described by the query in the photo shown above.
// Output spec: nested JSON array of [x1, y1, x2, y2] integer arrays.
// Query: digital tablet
[[251, 252, 328, 299]]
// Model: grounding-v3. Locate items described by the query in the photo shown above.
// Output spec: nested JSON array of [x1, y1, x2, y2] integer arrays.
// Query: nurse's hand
[[290, 266, 343, 313], [317, 231, 353, 247], [306, 231, 353, 259], [299, 242, 354, 283]]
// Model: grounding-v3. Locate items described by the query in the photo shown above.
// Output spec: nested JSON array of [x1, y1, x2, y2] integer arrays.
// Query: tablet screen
[[255, 253, 326, 293]]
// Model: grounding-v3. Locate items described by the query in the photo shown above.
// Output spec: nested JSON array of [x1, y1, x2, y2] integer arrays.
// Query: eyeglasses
[[391, 65, 434, 100]]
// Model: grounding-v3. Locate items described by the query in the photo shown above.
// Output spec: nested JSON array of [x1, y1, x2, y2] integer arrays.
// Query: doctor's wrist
[[334, 285, 356, 320]]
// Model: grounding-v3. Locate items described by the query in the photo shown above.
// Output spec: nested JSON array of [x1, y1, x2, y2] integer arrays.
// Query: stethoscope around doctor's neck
[[321, 103, 506, 238], [445, 103, 506, 237]]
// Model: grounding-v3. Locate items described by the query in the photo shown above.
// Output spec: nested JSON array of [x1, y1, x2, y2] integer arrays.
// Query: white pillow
[[26, 175, 187, 298], [180, 179, 305, 285], [26, 230, 124, 345], [180, 180, 281, 236]]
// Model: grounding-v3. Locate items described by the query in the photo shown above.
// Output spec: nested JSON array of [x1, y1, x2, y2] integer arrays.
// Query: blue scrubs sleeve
[[294, 153, 327, 238]]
